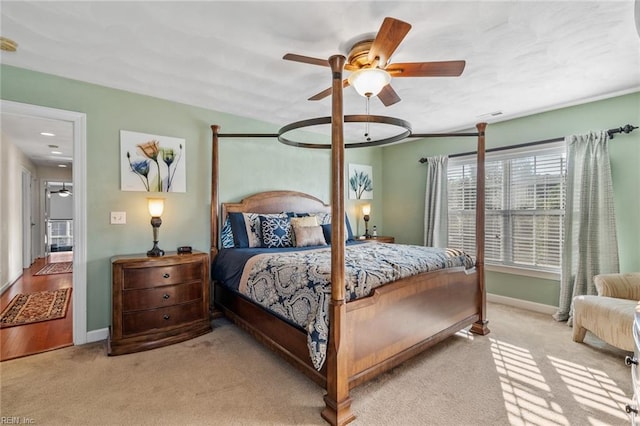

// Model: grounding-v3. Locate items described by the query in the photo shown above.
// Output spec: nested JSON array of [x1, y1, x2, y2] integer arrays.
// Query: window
[[49, 219, 73, 251], [447, 142, 566, 274]]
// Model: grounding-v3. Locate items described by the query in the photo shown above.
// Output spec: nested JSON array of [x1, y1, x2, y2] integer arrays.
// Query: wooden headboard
[[214, 191, 332, 253], [221, 190, 331, 221]]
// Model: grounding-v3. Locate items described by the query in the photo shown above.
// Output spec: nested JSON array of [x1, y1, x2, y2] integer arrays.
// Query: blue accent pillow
[[260, 216, 293, 248], [345, 215, 355, 241], [220, 216, 235, 248], [321, 224, 333, 244], [228, 212, 250, 248]]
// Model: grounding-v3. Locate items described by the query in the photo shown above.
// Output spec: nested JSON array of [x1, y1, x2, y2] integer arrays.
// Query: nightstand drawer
[[123, 262, 203, 289], [122, 300, 203, 335], [123, 281, 202, 312]]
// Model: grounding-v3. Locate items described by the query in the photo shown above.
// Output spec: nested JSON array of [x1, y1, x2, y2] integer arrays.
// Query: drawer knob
[[625, 404, 638, 414], [163, 273, 170, 279], [162, 293, 170, 300], [163, 314, 170, 320], [625, 356, 638, 366]]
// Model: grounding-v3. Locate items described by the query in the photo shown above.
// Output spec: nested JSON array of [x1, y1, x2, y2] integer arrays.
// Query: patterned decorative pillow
[[260, 215, 293, 248], [312, 212, 331, 226], [220, 216, 234, 248], [294, 225, 327, 247], [242, 213, 263, 247], [228, 212, 288, 248]]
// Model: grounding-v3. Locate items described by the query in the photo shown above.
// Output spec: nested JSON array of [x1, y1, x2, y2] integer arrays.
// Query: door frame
[[21, 168, 32, 269], [2, 100, 88, 345]]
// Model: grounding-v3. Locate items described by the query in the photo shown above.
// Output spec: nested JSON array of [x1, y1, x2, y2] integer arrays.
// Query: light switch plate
[[110, 211, 126, 225]]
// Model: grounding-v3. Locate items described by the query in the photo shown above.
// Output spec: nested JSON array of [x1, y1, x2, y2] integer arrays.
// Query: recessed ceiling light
[[51, 150, 63, 155], [58, 164, 67, 168], [41, 132, 56, 137]]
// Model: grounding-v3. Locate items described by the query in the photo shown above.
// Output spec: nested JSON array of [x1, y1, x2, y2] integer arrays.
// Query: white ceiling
[[1, 1, 639, 162], [1, 113, 73, 167]]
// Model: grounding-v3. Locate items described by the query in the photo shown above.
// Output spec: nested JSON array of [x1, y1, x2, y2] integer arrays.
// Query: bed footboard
[[214, 266, 480, 391], [344, 267, 479, 387]]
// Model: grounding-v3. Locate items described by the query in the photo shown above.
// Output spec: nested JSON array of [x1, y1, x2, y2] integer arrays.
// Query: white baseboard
[[86, 328, 109, 343], [1, 273, 22, 295], [488, 293, 557, 315]]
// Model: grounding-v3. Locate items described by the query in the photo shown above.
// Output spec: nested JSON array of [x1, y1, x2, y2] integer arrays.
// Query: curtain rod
[[419, 123, 638, 162]]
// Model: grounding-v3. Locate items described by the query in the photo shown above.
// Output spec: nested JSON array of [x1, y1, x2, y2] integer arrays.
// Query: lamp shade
[[147, 198, 165, 217], [362, 205, 371, 216], [347, 68, 391, 97]]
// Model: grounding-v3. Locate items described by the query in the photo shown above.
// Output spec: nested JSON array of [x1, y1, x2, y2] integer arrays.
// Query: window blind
[[447, 142, 566, 273]]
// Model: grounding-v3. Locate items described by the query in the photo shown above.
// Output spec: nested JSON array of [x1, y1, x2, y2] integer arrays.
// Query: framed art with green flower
[[120, 130, 186, 192]]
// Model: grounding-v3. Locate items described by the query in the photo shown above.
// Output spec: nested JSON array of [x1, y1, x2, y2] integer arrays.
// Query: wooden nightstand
[[364, 236, 395, 243], [108, 251, 211, 355]]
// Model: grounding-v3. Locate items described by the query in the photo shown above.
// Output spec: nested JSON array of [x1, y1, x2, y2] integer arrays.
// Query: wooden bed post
[[471, 122, 489, 335], [210, 125, 220, 259], [321, 54, 355, 426]]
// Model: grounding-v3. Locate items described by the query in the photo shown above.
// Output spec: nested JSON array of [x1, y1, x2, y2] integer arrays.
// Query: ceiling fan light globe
[[58, 190, 70, 197], [348, 68, 391, 98]]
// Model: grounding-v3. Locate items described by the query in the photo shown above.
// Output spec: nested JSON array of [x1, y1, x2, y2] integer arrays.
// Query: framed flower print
[[120, 130, 186, 192]]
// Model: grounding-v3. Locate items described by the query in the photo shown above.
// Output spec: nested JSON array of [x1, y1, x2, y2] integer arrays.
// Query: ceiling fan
[[51, 182, 72, 197], [283, 17, 466, 106]]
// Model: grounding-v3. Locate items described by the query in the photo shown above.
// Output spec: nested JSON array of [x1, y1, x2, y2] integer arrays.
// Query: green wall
[[382, 92, 640, 306], [2, 63, 638, 326], [1, 65, 382, 331]]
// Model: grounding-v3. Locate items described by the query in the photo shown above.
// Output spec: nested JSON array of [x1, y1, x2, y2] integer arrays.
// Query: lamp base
[[147, 241, 165, 257]]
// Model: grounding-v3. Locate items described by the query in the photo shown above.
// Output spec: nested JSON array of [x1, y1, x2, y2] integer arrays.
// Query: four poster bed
[[209, 55, 489, 425]]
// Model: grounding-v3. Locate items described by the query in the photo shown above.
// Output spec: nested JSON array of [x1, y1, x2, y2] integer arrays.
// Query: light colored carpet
[[0, 302, 633, 425]]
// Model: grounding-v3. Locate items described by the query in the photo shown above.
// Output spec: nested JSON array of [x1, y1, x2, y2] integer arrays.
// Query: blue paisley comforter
[[215, 242, 474, 370]]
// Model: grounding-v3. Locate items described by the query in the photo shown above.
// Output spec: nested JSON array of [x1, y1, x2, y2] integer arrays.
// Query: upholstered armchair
[[572, 273, 640, 352]]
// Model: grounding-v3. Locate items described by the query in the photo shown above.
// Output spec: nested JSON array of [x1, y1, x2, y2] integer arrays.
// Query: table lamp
[[147, 198, 165, 257]]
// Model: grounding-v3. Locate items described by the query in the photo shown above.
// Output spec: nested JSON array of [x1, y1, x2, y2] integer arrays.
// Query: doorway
[[21, 169, 33, 269], [1, 100, 87, 348], [45, 181, 74, 255]]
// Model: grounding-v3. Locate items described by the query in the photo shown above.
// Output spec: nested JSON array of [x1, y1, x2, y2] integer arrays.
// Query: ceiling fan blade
[[368, 17, 412, 66], [385, 60, 466, 77], [377, 84, 401, 107], [308, 79, 351, 101], [283, 53, 330, 67]]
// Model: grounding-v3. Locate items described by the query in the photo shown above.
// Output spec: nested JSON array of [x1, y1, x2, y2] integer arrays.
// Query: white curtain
[[554, 131, 619, 322], [423, 156, 448, 247]]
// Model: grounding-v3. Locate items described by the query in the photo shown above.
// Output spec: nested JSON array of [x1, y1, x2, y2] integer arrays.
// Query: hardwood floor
[[0, 253, 73, 361]]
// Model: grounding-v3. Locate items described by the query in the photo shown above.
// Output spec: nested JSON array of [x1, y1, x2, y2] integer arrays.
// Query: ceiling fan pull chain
[[364, 96, 372, 142]]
